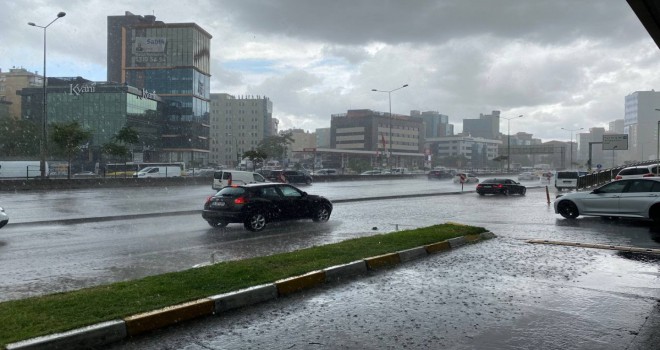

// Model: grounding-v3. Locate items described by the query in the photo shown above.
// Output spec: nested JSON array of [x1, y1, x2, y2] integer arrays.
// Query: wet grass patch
[[0, 223, 486, 346]]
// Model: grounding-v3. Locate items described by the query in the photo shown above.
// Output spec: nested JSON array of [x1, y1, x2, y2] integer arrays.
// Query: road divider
[[5, 231, 497, 350]]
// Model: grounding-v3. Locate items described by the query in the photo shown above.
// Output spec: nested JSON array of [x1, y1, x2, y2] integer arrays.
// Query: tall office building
[[411, 110, 453, 138], [107, 12, 212, 165], [462, 111, 500, 139], [209, 93, 273, 167], [624, 90, 660, 161]]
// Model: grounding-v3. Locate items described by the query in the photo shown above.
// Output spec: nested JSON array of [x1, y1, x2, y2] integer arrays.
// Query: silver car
[[554, 178, 660, 221], [0, 206, 8, 229]]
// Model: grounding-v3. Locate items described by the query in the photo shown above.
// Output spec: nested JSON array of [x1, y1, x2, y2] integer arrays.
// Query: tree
[[0, 117, 40, 157], [102, 126, 140, 164], [243, 149, 268, 171], [50, 121, 92, 179], [257, 133, 295, 162]]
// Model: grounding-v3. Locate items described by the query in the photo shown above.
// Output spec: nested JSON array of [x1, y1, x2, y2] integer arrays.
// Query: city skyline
[[2, 1, 660, 142]]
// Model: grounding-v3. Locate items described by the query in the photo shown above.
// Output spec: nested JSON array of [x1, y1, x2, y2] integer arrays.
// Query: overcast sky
[[2, 0, 659, 142]]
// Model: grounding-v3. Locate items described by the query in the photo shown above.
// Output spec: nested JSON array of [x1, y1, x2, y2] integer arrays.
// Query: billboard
[[133, 37, 166, 53], [602, 134, 628, 150]]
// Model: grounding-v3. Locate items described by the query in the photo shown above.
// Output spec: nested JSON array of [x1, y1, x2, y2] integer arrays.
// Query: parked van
[[555, 171, 583, 191], [212, 170, 267, 190], [134, 166, 182, 178]]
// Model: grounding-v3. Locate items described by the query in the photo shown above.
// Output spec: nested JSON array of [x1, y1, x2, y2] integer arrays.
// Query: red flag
[[381, 133, 387, 149]]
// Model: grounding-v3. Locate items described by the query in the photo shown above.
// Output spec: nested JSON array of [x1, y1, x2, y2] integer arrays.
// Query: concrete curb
[[5, 231, 497, 350]]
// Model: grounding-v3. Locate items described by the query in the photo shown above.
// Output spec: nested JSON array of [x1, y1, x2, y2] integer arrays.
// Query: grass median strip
[[0, 223, 486, 347]]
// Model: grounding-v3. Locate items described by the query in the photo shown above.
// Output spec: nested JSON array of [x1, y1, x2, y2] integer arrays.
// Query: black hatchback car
[[202, 183, 332, 231], [476, 178, 526, 196]]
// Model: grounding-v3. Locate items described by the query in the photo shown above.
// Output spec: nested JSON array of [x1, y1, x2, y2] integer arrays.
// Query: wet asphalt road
[[1, 178, 660, 349]]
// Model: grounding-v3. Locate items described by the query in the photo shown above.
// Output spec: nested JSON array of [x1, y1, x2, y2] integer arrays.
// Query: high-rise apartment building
[[0, 67, 42, 119], [107, 12, 212, 165], [209, 93, 273, 167]]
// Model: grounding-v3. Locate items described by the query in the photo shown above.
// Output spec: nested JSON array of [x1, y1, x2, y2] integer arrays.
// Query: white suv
[[615, 165, 660, 180]]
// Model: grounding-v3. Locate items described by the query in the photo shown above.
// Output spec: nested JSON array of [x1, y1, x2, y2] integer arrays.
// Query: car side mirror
[[301, 191, 308, 197], [591, 189, 601, 194]]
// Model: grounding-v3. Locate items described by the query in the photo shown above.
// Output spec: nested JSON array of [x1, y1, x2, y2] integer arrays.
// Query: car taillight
[[615, 175, 622, 180], [205, 196, 213, 205], [234, 196, 248, 204], [496, 184, 503, 188], [643, 173, 656, 177]]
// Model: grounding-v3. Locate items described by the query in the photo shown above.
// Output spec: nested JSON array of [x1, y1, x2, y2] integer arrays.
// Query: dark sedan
[[202, 183, 332, 231], [427, 169, 453, 180], [271, 170, 313, 184], [476, 178, 526, 196]]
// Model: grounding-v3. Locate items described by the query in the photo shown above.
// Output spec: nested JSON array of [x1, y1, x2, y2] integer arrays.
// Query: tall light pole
[[371, 84, 408, 170], [496, 114, 523, 172], [29, 11, 66, 178], [561, 127, 583, 170], [655, 109, 660, 175]]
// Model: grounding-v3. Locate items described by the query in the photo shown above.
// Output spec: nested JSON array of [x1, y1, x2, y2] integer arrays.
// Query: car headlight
[[0, 207, 4, 212]]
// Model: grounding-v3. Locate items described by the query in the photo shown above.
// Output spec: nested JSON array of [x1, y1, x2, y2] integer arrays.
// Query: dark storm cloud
[[219, 0, 643, 46]]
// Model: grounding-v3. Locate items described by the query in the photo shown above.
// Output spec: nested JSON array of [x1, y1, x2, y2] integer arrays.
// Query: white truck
[[0, 161, 46, 178], [134, 166, 182, 178]]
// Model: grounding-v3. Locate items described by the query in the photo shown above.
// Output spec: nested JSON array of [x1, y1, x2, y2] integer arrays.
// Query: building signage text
[[69, 83, 96, 96]]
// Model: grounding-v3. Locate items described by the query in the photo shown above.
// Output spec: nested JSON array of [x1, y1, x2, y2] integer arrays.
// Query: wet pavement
[[105, 236, 660, 350], [1, 178, 659, 349]]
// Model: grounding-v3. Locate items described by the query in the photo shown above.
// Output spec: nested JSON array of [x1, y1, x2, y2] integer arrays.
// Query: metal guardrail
[[577, 160, 660, 190]]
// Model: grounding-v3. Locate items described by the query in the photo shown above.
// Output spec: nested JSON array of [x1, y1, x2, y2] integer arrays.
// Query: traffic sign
[[459, 174, 466, 183]]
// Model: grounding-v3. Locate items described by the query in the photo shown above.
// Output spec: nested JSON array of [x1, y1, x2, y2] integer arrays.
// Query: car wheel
[[520, 188, 526, 195], [312, 205, 331, 222], [0, 220, 6, 229], [557, 200, 579, 219], [502, 188, 509, 196], [478, 192, 485, 196], [244, 212, 267, 231], [650, 205, 660, 223], [207, 220, 228, 228]]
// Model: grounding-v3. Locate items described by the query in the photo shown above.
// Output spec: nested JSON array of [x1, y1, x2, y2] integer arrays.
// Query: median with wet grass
[[0, 222, 490, 349]]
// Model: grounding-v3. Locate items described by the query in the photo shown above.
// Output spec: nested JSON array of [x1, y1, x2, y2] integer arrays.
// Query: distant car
[[0, 206, 8, 229], [271, 170, 313, 184], [615, 165, 660, 180], [202, 183, 333, 231], [555, 170, 586, 191], [360, 170, 383, 175], [427, 169, 453, 180], [554, 178, 660, 222], [453, 173, 479, 184], [476, 178, 526, 196], [313, 169, 338, 176], [517, 172, 539, 181]]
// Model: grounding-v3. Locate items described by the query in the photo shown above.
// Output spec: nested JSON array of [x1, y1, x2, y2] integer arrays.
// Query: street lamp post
[[496, 115, 523, 173], [561, 127, 583, 170], [371, 84, 409, 170], [28, 11, 66, 178]]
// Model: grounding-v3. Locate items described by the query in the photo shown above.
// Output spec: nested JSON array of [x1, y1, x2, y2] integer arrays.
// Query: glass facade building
[[20, 77, 165, 166], [107, 13, 212, 166]]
